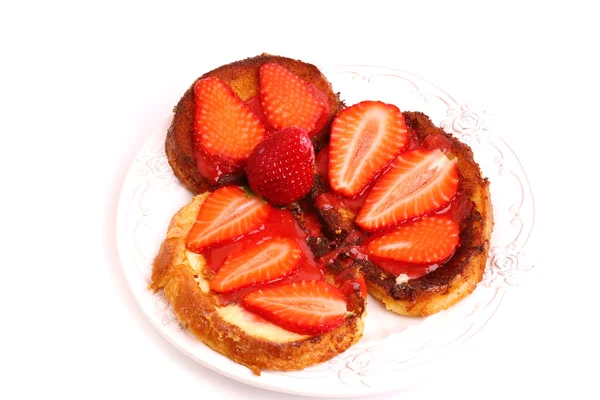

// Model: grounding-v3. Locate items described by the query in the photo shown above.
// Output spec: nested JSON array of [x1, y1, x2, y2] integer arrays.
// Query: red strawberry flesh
[[193, 78, 266, 183], [366, 215, 460, 264], [242, 280, 347, 335], [329, 101, 408, 198], [186, 186, 270, 251], [210, 237, 302, 293], [356, 148, 459, 232], [259, 63, 326, 134]]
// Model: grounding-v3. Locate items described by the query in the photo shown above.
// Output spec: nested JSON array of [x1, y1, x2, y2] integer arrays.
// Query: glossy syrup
[[310, 130, 473, 280], [197, 207, 324, 305]]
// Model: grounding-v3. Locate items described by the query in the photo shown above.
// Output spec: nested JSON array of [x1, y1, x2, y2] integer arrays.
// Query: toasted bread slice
[[149, 194, 366, 375], [166, 54, 344, 194], [313, 112, 494, 316]]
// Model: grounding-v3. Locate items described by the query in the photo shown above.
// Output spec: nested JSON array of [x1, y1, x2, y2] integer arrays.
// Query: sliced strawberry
[[367, 215, 460, 264], [356, 148, 459, 232], [186, 186, 270, 251], [329, 101, 408, 197], [210, 238, 302, 293], [246, 127, 315, 206], [242, 281, 347, 335], [259, 63, 326, 133], [194, 77, 266, 163]]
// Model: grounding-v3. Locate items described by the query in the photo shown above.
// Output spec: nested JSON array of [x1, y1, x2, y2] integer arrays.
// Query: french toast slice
[[150, 193, 366, 375], [166, 53, 344, 194], [310, 112, 494, 316]]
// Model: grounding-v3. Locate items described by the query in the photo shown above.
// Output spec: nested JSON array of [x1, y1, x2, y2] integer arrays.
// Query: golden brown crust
[[150, 194, 365, 375], [166, 54, 344, 195], [318, 112, 494, 316]]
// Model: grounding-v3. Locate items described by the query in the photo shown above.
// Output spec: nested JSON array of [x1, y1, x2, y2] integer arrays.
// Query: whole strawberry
[[246, 128, 315, 206]]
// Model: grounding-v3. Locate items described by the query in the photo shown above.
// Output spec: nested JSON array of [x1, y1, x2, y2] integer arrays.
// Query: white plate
[[116, 65, 535, 397]]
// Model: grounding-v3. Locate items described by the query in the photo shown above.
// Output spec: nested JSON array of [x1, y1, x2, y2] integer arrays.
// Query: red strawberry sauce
[[197, 207, 325, 306], [194, 147, 245, 186], [310, 130, 473, 280]]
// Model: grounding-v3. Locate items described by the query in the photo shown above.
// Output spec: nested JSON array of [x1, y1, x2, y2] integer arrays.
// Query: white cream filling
[[186, 250, 210, 293], [185, 250, 309, 342], [395, 273, 410, 285], [216, 304, 308, 343]]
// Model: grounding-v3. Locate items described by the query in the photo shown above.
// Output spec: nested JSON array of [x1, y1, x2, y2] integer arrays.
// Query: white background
[[1, 1, 598, 399]]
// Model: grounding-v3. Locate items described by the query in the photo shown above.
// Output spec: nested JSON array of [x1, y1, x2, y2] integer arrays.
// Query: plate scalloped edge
[[115, 64, 535, 398]]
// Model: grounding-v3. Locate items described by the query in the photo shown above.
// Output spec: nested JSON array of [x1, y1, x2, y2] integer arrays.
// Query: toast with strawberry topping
[[165, 54, 343, 194], [309, 110, 493, 316], [150, 189, 366, 375]]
